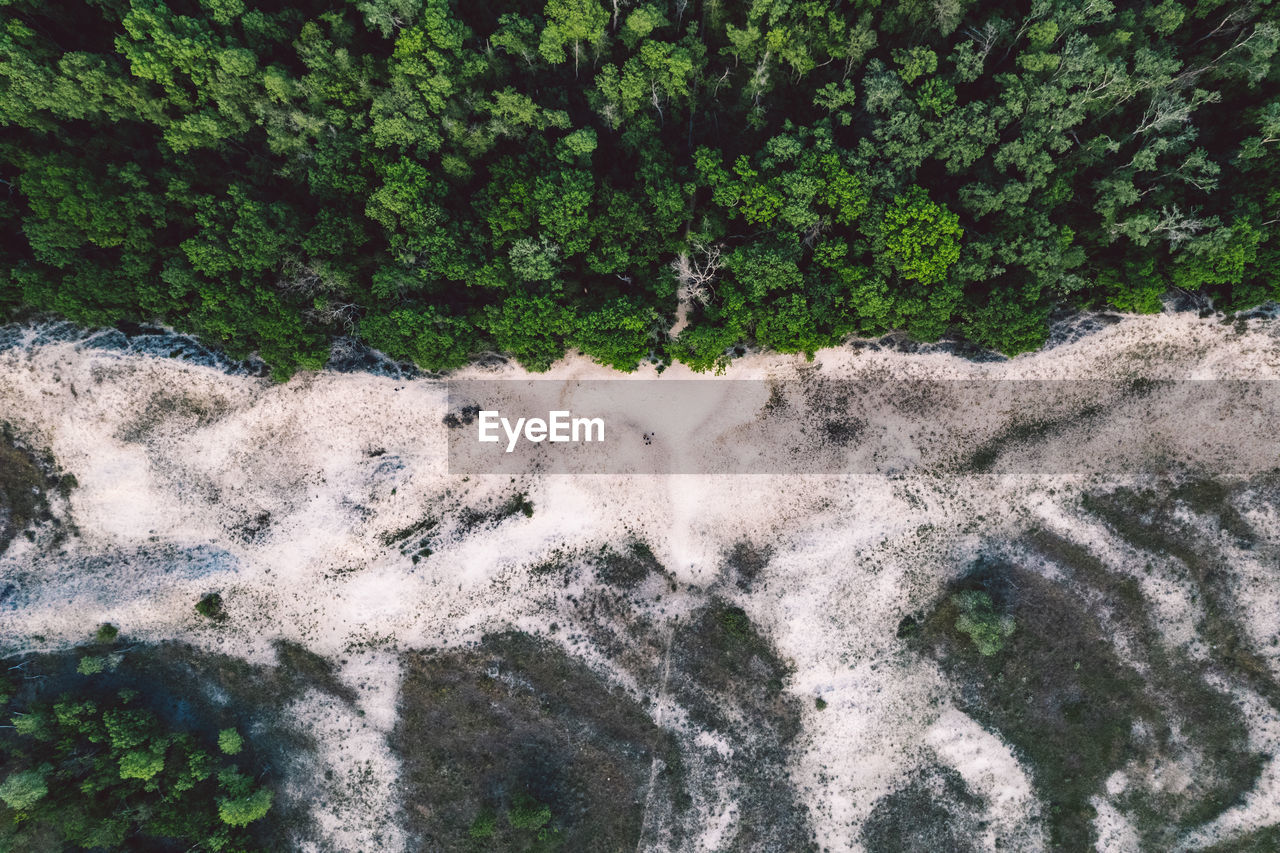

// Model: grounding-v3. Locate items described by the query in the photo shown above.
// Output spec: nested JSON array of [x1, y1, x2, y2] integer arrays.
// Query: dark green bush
[[195, 593, 227, 622]]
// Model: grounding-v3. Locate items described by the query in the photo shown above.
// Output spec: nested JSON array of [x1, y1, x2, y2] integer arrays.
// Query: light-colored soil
[[1, 309, 1278, 851]]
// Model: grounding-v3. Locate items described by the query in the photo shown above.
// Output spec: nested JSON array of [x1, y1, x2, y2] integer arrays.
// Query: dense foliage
[[1, 0, 1277, 376], [0, 680, 272, 851]]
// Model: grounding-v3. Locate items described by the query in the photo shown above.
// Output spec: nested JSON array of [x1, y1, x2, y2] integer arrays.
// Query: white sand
[[1, 309, 1279, 850]]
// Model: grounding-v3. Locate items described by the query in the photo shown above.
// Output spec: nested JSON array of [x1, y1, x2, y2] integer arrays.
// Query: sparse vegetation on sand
[[0, 424, 71, 557], [907, 474, 1277, 850], [393, 631, 681, 852]]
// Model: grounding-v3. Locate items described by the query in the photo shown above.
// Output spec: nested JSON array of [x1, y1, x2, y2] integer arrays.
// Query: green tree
[[218, 787, 274, 827], [879, 188, 963, 285], [572, 297, 657, 370], [539, 0, 608, 74], [484, 296, 573, 372], [359, 308, 477, 372], [952, 590, 1015, 656], [218, 728, 244, 755], [0, 767, 48, 810]]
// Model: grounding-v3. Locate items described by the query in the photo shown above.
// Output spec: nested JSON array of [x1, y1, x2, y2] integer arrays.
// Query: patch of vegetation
[[959, 400, 1107, 473], [914, 560, 1156, 847], [456, 491, 537, 536], [594, 541, 663, 590], [1081, 479, 1279, 705], [380, 515, 439, 548], [381, 514, 439, 564], [723, 542, 772, 592], [1, 638, 358, 851], [195, 592, 227, 621], [504, 492, 535, 519], [393, 632, 682, 852], [238, 510, 273, 543], [272, 640, 359, 705], [527, 551, 572, 582], [114, 390, 231, 444], [464, 792, 562, 850], [861, 764, 983, 853], [664, 603, 816, 850], [0, 424, 58, 556], [0, 686, 272, 850], [1068, 477, 1280, 840], [912, 518, 1268, 851], [951, 590, 1015, 656], [1205, 825, 1280, 852], [821, 417, 865, 447], [718, 605, 753, 641], [93, 623, 118, 644], [442, 406, 481, 430]]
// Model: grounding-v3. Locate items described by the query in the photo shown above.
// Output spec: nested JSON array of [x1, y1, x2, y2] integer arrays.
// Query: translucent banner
[[445, 380, 1280, 476]]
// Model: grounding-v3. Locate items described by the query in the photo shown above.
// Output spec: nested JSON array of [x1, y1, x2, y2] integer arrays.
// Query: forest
[[0, 0, 1277, 376]]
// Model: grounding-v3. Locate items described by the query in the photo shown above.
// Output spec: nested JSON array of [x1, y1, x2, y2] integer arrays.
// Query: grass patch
[[456, 491, 536, 536], [382, 492, 536, 567], [1081, 479, 1279, 705], [663, 603, 816, 851], [959, 399, 1108, 473], [543, 578, 817, 851], [1205, 825, 1280, 852], [114, 390, 230, 443], [393, 632, 682, 852], [593, 541, 663, 590], [0, 423, 61, 555], [861, 764, 983, 853], [915, 558, 1148, 849], [381, 515, 439, 564], [723, 541, 772, 592], [1025, 527, 1266, 839]]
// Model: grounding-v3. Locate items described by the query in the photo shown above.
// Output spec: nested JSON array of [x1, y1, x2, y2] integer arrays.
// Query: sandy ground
[[1, 309, 1279, 851]]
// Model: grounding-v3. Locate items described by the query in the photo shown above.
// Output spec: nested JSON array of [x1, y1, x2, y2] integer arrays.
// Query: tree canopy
[[1, 0, 1277, 374], [1, 684, 272, 851]]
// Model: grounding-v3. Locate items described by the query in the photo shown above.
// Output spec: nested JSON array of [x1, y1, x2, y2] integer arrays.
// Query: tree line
[[1, 0, 1277, 376]]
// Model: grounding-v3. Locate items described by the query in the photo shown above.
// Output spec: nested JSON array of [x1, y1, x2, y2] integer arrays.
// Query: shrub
[[719, 606, 752, 640], [195, 592, 226, 621], [952, 590, 1015, 656], [509, 794, 552, 831], [76, 655, 106, 675], [95, 623, 119, 643]]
